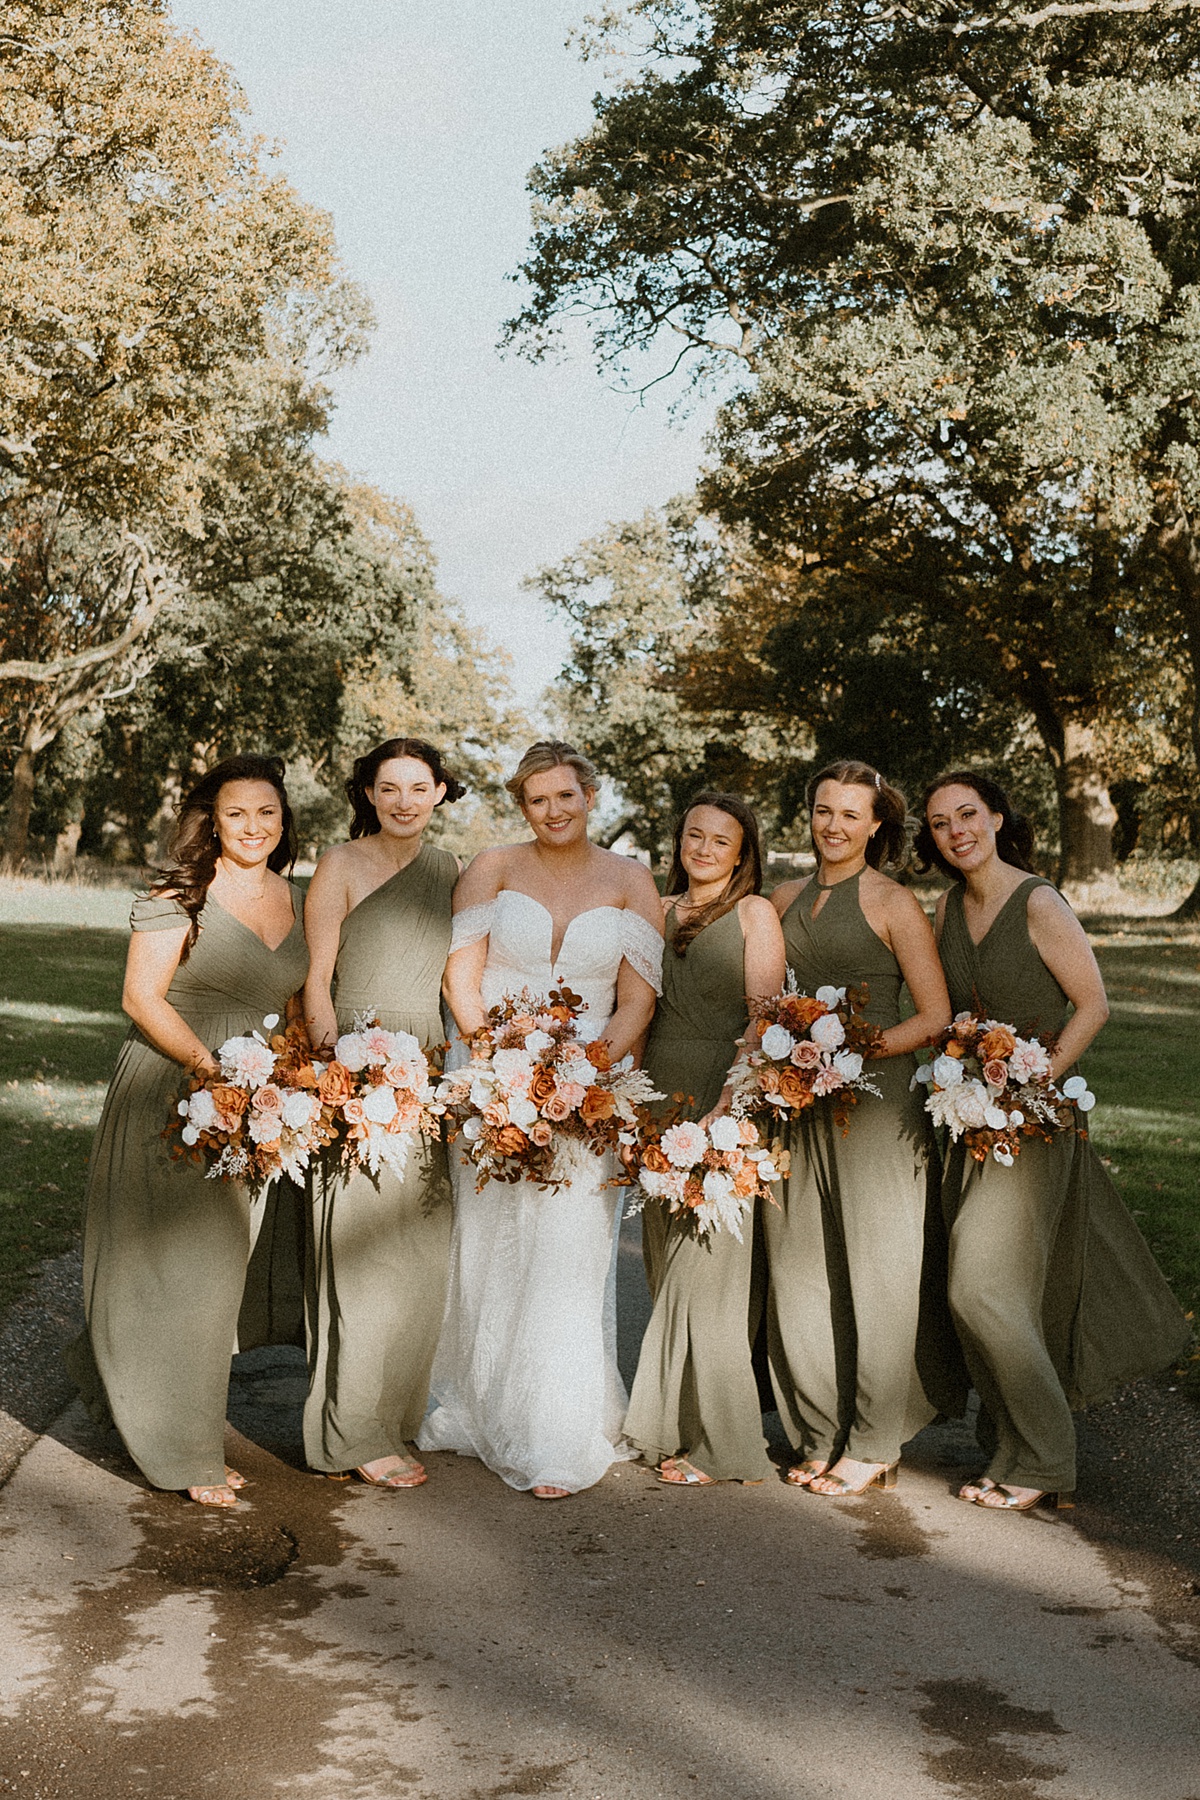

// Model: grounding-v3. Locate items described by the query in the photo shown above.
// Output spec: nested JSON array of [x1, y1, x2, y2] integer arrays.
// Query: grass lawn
[[0, 897, 1195, 1390], [1084, 924, 1200, 1346], [0, 921, 129, 1313]]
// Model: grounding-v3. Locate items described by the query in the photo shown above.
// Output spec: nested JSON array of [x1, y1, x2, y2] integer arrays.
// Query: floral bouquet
[[627, 1113, 788, 1243], [435, 985, 662, 1192], [316, 1014, 442, 1181], [167, 1015, 331, 1184], [914, 1011, 1095, 1166], [726, 981, 884, 1129]]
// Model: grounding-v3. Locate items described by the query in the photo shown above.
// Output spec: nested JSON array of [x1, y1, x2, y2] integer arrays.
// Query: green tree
[[510, 0, 1200, 892]]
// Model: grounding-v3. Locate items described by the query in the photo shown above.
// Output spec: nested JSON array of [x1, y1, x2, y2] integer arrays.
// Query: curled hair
[[915, 769, 1036, 880], [152, 755, 297, 959], [346, 736, 465, 839], [505, 739, 599, 807], [806, 760, 907, 871], [666, 791, 764, 956]]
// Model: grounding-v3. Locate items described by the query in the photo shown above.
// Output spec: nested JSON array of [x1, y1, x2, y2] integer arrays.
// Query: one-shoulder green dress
[[765, 872, 936, 1468], [66, 888, 309, 1491], [303, 843, 456, 1473], [625, 906, 773, 1482], [939, 877, 1190, 1492]]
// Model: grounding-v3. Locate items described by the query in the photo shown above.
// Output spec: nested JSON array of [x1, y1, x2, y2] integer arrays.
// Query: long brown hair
[[915, 769, 1036, 881], [152, 755, 297, 958], [346, 736, 465, 839], [666, 791, 764, 955], [806, 759, 908, 871]]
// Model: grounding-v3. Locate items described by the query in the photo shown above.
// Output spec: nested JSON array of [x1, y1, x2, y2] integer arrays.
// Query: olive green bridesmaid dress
[[939, 877, 1189, 1492], [66, 888, 309, 1491], [765, 872, 936, 1470], [303, 843, 456, 1473], [624, 905, 773, 1482]]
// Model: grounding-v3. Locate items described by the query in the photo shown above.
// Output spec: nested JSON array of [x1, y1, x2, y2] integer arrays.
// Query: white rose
[[983, 1104, 1008, 1130], [815, 985, 846, 1009], [523, 1029, 555, 1053], [832, 1049, 863, 1081], [760, 1024, 795, 1061], [248, 1111, 282, 1145], [809, 1012, 845, 1051], [281, 1089, 318, 1130], [509, 1096, 539, 1130], [932, 1054, 965, 1089], [362, 1084, 398, 1124], [702, 1168, 735, 1204], [335, 1033, 370, 1072], [708, 1115, 742, 1152], [187, 1089, 219, 1130]]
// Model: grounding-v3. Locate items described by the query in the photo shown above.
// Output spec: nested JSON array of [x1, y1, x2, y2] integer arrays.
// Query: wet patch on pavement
[[917, 1678, 1068, 1799]]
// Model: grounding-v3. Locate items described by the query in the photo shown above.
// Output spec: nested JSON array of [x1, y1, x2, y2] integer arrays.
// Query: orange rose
[[777, 1067, 811, 1107], [317, 1061, 354, 1105], [289, 1061, 318, 1090], [495, 1124, 530, 1156], [528, 1065, 558, 1106], [642, 1145, 671, 1174], [683, 1176, 704, 1208], [585, 1039, 613, 1073], [581, 1085, 616, 1124], [980, 1026, 1017, 1061], [942, 1040, 966, 1059], [733, 1163, 759, 1198], [211, 1084, 248, 1120]]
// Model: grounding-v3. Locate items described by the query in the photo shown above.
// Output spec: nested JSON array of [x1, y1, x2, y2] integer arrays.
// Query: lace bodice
[[450, 890, 662, 1027]]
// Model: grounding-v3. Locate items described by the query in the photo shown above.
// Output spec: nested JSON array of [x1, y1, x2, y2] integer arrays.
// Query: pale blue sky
[[172, 0, 716, 703]]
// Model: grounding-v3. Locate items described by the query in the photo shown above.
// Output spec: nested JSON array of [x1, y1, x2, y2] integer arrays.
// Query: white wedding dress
[[418, 889, 663, 1492]]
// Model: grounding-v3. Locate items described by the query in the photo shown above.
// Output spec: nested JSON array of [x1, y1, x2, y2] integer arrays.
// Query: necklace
[[217, 861, 268, 901]]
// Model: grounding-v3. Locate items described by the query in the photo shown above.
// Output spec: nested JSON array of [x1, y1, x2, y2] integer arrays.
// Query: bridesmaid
[[766, 760, 951, 1497], [625, 793, 786, 1485], [65, 755, 309, 1505], [919, 770, 1190, 1510], [301, 736, 462, 1489]]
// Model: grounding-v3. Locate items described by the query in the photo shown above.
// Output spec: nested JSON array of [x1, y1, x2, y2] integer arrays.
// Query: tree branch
[[0, 536, 180, 684]]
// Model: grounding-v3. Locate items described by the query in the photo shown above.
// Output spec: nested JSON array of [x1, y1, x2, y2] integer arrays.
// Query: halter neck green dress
[[766, 871, 937, 1468], [303, 843, 456, 1474], [625, 905, 773, 1481], [65, 887, 309, 1492], [939, 877, 1189, 1492]]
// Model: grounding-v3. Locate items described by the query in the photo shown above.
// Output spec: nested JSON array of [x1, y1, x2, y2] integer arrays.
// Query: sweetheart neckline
[[494, 890, 626, 969]]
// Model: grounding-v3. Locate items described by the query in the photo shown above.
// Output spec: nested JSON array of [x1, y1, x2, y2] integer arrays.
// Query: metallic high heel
[[973, 1486, 1074, 1512], [808, 1460, 899, 1497]]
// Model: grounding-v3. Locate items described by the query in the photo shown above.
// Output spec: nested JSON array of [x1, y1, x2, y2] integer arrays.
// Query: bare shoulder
[[738, 893, 780, 927], [601, 849, 660, 907], [867, 867, 924, 920], [1026, 880, 1088, 943], [768, 877, 807, 917]]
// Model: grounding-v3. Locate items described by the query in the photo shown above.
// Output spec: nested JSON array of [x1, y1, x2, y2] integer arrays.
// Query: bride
[[418, 741, 664, 1497]]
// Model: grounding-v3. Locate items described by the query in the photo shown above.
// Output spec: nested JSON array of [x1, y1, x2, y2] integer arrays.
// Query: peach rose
[[529, 1118, 553, 1147], [252, 1083, 284, 1114], [554, 1080, 587, 1111], [317, 1062, 355, 1106], [983, 1059, 1009, 1089], [581, 1085, 616, 1125], [342, 1097, 367, 1125], [541, 1094, 572, 1122], [791, 1040, 821, 1069], [737, 1119, 759, 1146], [981, 1026, 1017, 1061], [482, 1101, 510, 1128], [733, 1163, 759, 1198], [759, 1067, 781, 1095]]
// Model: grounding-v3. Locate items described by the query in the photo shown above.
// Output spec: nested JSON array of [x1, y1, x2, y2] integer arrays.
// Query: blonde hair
[[505, 740, 599, 807]]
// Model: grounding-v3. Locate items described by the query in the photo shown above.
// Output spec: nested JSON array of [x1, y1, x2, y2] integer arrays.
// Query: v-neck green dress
[[765, 871, 937, 1468], [624, 906, 772, 1482], [303, 843, 456, 1473], [939, 877, 1189, 1491], [65, 887, 309, 1491]]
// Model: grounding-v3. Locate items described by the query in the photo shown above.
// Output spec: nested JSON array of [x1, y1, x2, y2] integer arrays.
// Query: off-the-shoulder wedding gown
[[418, 889, 663, 1492]]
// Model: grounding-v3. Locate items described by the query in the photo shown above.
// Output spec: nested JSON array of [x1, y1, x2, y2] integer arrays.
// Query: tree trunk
[[53, 817, 83, 876], [2, 742, 37, 872], [1053, 719, 1118, 890]]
